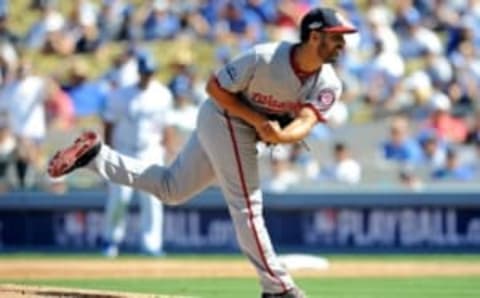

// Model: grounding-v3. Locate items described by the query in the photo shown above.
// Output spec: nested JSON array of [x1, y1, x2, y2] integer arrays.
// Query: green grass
[[1, 254, 480, 297], [2, 276, 480, 298], [2, 252, 480, 262]]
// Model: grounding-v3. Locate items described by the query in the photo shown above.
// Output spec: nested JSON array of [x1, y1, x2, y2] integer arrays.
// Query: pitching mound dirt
[[0, 284, 193, 298]]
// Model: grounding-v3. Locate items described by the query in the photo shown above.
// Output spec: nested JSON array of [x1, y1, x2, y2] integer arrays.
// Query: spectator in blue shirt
[[142, 0, 180, 40], [214, 1, 266, 50], [197, 0, 221, 27], [0, 0, 7, 16], [417, 131, 447, 171], [97, 0, 133, 41], [432, 148, 475, 181], [382, 116, 422, 165], [63, 59, 107, 118], [245, 0, 278, 24], [397, 7, 443, 59]]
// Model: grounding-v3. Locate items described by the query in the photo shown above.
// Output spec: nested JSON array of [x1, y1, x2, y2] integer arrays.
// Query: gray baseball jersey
[[86, 41, 343, 293], [216, 41, 342, 122]]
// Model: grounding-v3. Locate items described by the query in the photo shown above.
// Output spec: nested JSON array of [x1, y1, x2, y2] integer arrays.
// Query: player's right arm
[[207, 48, 270, 131], [206, 76, 267, 129]]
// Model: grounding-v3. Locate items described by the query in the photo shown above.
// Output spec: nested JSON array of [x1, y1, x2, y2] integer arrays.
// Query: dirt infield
[[1, 258, 480, 279], [0, 284, 184, 298], [1, 258, 479, 297]]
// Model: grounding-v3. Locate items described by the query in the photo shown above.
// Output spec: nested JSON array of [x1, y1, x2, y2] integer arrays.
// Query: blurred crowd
[[0, 0, 478, 193]]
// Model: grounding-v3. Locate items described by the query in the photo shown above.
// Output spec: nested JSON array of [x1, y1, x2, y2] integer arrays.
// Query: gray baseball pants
[[86, 100, 295, 293]]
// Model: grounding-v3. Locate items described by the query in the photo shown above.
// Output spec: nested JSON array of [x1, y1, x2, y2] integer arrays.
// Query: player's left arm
[[258, 107, 317, 144], [260, 82, 342, 144]]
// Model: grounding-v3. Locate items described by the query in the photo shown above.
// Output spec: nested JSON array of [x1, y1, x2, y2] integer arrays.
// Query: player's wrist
[[249, 114, 268, 130]]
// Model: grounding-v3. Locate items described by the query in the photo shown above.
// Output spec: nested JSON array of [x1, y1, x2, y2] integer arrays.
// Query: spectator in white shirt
[[25, 1, 65, 52], [320, 142, 362, 185], [163, 82, 199, 161], [103, 45, 139, 90], [262, 146, 300, 193], [0, 60, 47, 187]]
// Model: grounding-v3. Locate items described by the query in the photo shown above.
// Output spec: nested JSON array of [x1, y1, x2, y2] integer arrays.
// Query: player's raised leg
[[48, 131, 102, 177], [48, 131, 216, 205]]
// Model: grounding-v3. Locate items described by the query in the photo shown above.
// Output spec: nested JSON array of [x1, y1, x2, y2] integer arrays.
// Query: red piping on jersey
[[225, 112, 289, 293], [303, 103, 327, 122], [213, 76, 226, 92]]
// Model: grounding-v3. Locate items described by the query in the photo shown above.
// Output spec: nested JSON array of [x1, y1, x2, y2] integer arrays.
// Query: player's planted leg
[[196, 101, 300, 295]]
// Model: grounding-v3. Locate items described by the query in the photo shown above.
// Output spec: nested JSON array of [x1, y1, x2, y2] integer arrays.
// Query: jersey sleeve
[[215, 49, 257, 92], [303, 84, 343, 123]]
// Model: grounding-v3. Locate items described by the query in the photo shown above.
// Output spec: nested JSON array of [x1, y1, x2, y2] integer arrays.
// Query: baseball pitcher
[[48, 7, 356, 298]]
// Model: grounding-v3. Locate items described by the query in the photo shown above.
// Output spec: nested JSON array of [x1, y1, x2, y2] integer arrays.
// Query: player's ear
[[309, 30, 322, 43]]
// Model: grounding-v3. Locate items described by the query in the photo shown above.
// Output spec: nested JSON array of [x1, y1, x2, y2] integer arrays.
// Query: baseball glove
[[267, 113, 295, 128]]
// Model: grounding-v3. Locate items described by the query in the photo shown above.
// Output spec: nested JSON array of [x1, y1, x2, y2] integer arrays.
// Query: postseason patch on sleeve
[[225, 63, 238, 82], [215, 49, 256, 92]]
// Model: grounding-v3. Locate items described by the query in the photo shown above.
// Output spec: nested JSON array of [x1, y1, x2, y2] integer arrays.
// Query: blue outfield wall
[[0, 189, 480, 253]]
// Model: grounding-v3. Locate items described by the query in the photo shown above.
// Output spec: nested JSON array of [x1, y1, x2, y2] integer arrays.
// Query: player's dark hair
[[300, 29, 320, 43], [300, 29, 310, 43], [300, 29, 326, 43]]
